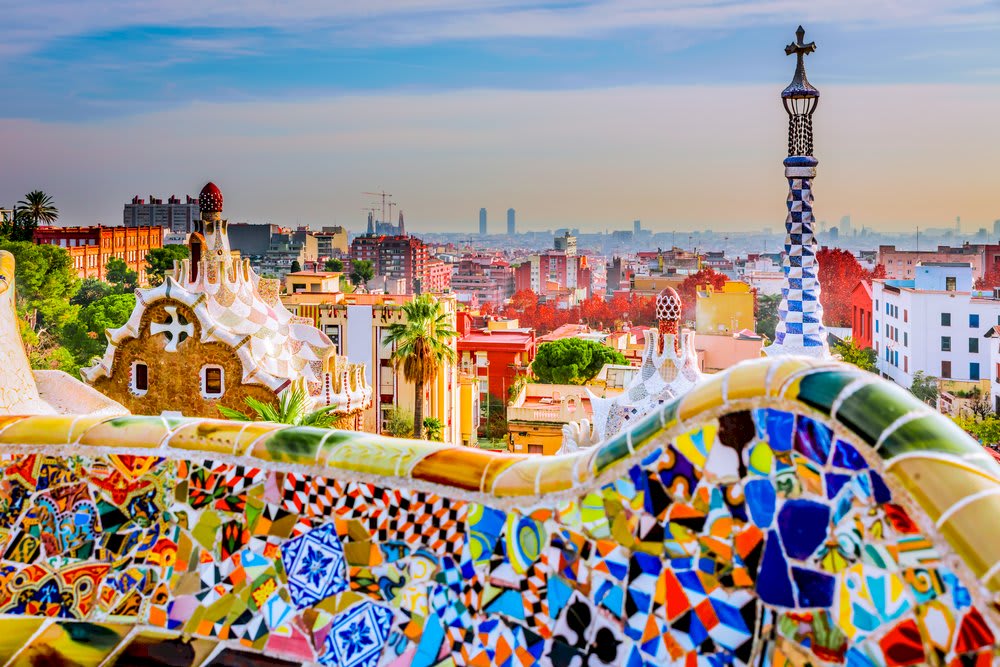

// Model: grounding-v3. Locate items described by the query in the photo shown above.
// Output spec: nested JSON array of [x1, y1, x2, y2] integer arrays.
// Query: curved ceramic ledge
[[1, 357, 998, 591]]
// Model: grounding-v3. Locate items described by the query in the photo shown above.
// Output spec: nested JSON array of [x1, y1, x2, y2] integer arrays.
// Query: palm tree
[[217, 380, 340, 427], [17, 190, 58, 226], [422, 417, 444, 442], [383, 295, 457, 439]]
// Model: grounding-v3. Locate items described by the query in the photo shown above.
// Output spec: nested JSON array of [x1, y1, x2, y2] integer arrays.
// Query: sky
[[2, 1, 1000, 234]]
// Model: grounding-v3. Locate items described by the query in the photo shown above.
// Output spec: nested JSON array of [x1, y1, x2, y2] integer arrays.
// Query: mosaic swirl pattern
[[0, 358, 997, 665]]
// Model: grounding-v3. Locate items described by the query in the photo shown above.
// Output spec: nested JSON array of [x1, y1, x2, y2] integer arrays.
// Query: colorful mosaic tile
[[0, 361, 998, 665]]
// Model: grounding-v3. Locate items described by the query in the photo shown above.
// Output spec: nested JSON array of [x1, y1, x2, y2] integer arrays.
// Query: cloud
[[1, 83, 997, 233], [4, 0, 998, 56]]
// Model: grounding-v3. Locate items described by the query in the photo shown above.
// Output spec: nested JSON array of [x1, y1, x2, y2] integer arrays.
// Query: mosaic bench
[[0, 357, 997, 666]]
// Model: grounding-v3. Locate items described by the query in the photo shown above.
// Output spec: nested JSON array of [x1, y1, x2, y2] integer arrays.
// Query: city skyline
[[3, 2, 1000, 231]]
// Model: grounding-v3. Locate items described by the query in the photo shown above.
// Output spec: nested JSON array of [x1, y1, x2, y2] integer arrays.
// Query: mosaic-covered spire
[[767, 26, 829, 358]]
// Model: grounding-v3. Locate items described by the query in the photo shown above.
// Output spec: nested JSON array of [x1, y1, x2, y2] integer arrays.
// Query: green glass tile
[[594, 432, 631, 473], [795, 370, 859, 415], [659, 398, 679, 427], [260, 427, 330, 463], [836, 381, 925, 446], [629, 411, 663, 450], [880, 414, 990, 461]]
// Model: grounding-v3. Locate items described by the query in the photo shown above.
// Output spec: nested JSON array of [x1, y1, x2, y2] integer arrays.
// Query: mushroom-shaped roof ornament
[[199, 182, 224, 213]]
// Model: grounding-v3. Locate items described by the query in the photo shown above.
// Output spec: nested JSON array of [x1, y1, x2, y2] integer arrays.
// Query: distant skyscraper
[[507, 208, 516, 235], [633, 220, 641, 234], [480, 208, 487, 235], [993, 219, 1000, 240], [839, 215, 851, 237]]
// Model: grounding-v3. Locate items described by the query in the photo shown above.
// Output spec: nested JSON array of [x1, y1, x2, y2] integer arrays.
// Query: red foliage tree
[[678, 268, 728, 320], [498, 289, 658, 334], [975, 268, 1000, 291], [816, 248, 885, 327]]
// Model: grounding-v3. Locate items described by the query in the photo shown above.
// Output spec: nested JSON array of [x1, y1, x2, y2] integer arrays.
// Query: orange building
[[33, 225, 163, 285]]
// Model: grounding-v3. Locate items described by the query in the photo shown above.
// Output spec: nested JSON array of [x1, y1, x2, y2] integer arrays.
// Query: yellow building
[[458, 372, 480, 447], [630, 275, 684, 298], [506, 383, 624, 455], [695, 280, 755, 335], [284, 271, 343, 294], [282, 291, 478, 445]]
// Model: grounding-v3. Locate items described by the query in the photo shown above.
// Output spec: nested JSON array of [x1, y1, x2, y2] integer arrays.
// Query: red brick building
[[456, 312, 536, 400], [350, 234, 438, 294], [851, 280, 873, 350], [33, 225, 164, 284], [424, 258, 452, 294], [514, 251, 592, 306]]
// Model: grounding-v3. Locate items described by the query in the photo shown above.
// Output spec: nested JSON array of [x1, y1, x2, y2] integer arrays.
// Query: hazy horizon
[[3, 2, 1000, 233]]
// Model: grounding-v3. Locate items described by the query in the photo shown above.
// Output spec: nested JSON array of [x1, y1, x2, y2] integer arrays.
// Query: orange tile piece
[[410, 447, 498, 490]]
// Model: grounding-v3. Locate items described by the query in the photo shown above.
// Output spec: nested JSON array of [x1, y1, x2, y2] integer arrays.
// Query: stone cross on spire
[[785, 25, 815, 59]]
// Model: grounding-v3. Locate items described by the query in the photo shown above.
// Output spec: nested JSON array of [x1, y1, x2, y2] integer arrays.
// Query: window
[[941, 360, 952, 378], [131, 362, 148, 394], [971, 362, 981, 381], [970, 313, 980, 328], [875, 320, 879, 333], [904, 309, 908, 323], [941, 313, 951, 326], [969, 338, 979, 353], [946, 276, 957, 291], [201, 366, 224, 397], [941, 336, 951, 352], [527, 444, 544, 455], [903, 332, 908, 346], [904, 356, 908, 373]]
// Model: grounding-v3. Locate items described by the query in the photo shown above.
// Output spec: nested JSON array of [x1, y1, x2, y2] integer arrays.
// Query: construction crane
[[362, 191, 392, 229]]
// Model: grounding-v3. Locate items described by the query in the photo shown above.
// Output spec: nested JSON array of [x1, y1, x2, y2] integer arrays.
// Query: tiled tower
[[767, 26, 829, 358]]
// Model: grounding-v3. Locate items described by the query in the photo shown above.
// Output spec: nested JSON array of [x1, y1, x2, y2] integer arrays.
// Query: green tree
[[145, 245, 189, 286], [1, 210, 38, 242], [0, 240, 79, 331], [422, 417, 444, 442], [62, 293, 136, 366], [383, 294, 457, 439], [290, 260, 302, 274], [325, 258, 344, 272], [755, 293, 781, 342], [105, 257, 138, 293], [350, 259, 375, 286], [71, 278, 114, 307], [910, 371, 939, 406], [217, 380, 341, 427], [531, 338, 627, 385], [17, 190, 59, 226], [480, 394, 508, 441], [384, 407, 415, 438], [833, 337, 876, 372], [953, 414, 1000, 446]]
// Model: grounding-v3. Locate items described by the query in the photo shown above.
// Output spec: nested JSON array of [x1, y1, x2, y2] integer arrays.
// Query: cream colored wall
[[697, 334, 764, 373], [316, 296, 463, 444]]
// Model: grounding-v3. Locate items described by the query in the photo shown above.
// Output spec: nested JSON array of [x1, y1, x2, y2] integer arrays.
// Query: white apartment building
[[873, 262, 1000, 389], [124, 195, 199, 233], [983, 326, 1000, 413]]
